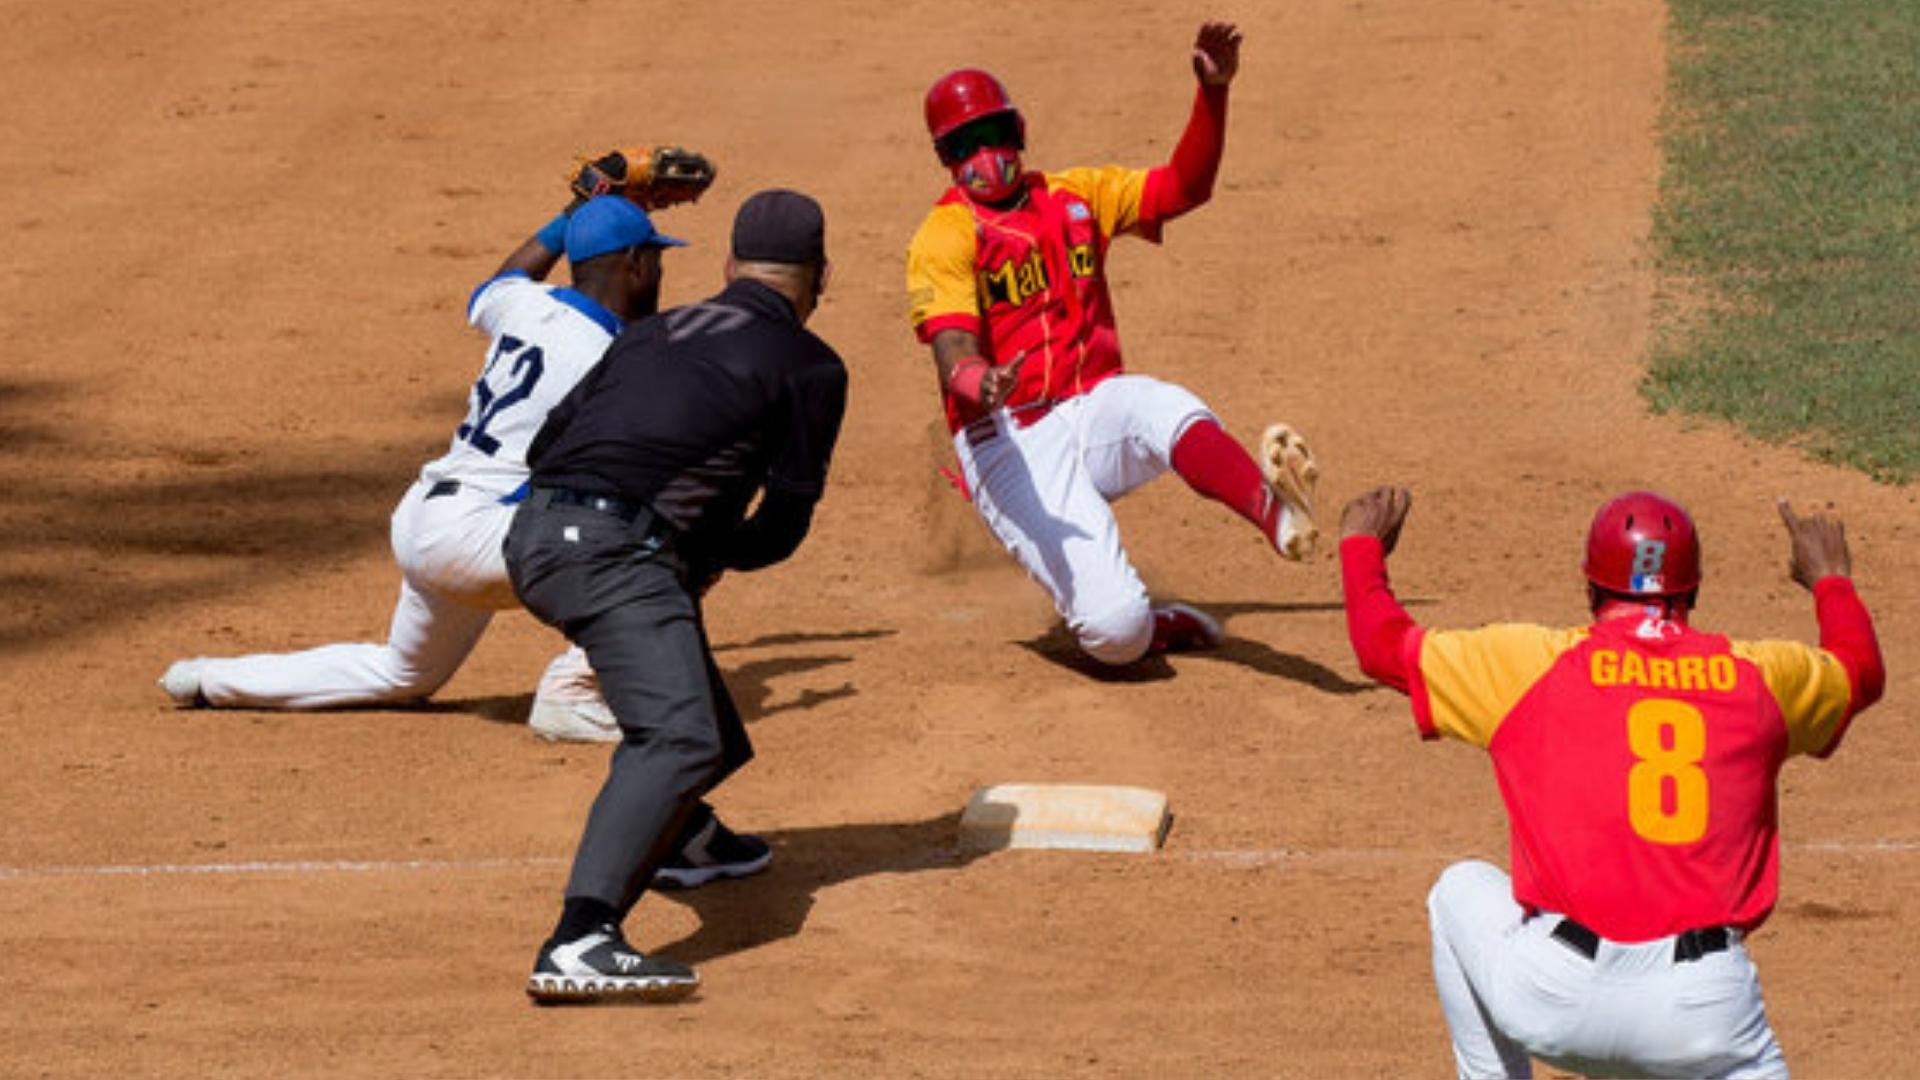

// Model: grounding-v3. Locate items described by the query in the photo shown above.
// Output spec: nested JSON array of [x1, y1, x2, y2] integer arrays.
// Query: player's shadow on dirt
[[715, 628, 896, 722], [712, 628, 896, 653], [1015, 599, 1419, 695], [443, 629, 896, 728], [650, 811, 984, 965], [434, 693, 536, 727]]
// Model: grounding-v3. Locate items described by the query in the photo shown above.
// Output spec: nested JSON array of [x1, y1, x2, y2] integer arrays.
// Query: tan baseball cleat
[[1259, 422, 1320, 561]]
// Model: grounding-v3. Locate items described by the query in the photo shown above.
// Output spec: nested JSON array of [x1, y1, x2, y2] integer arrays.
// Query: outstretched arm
[[469, 209, 569, 325], [1780, 499, 1885, 713], [1143, 21, 1242, 224], [495, 225, 566, 281], [1339, 486, 1421, 691]]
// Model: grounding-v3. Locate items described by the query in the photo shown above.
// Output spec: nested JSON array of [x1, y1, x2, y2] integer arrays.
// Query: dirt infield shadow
[[712, 629, 897, 720], [650, 812, 981, 966], [1016, 599, 1382, 694], [0, 374, 425, 653], [0, 458, 411, 652], [443, 628, 898, 728]]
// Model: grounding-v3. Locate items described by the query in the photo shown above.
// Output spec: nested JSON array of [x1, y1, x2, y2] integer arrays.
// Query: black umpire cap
[[732, 189, 826, 265]]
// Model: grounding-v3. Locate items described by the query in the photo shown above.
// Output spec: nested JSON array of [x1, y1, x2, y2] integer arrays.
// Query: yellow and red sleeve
[[1045, 166, 1152, 241], [1415, 625, 1587, 747], [1730, 576, 1884, 759], [905, 200, 982, 343]]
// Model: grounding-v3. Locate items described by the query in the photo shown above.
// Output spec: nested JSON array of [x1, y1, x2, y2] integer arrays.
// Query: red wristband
[[946, 356, 989, 408]]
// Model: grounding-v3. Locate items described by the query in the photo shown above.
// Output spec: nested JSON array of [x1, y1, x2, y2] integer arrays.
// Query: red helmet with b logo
[[925, 68, 1025, 149], [1583, 491, 1702, 597]]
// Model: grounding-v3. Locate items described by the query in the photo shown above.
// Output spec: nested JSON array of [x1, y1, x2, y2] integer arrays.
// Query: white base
[[959, 783, 1171, 853]]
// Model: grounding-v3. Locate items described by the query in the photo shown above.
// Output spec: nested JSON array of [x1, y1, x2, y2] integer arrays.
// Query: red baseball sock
[[1170, 418, 1281, 543]]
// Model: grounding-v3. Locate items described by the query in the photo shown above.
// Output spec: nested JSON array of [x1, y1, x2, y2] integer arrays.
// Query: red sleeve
[[915, 312, 979, 344], [1141, 83, 1229, 227], [1340, 535, 1423, 694], [1811, 575, 1885, 754]]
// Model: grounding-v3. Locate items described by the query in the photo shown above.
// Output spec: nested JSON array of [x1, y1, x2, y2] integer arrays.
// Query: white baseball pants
[[197, 479, 586, 708], [1428, 860, 1787, 1080], [953, 375, 1211, 666]]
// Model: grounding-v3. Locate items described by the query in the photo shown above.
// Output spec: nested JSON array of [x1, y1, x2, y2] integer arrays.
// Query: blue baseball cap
[[565, 196, 687, 263]]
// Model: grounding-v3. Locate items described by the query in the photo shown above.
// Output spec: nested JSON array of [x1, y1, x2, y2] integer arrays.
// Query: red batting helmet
[[1583, 491, 1702, 597], [925, 68, 1025, 146]]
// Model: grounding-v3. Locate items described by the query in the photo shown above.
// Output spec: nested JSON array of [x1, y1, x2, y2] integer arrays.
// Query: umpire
[[508, 189, 847, 1003]]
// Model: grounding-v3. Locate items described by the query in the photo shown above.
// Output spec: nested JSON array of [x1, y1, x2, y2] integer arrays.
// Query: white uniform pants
[[1428, 860, 1787, 1080], [953, 375, 1211, 666], [198, 479, 588, 708]]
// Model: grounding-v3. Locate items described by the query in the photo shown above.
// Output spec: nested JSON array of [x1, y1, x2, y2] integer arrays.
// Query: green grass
[[1650, 0, 1920, 482]]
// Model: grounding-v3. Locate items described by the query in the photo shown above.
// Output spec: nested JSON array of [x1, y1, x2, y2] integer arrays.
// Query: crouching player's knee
[[1428, 859, 1510, 928]]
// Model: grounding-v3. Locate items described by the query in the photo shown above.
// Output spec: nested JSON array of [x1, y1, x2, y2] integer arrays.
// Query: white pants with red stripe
[[952, 375, 1210, 666], [196, 478, 588, 712], [1428, 860, 1787, 1079]]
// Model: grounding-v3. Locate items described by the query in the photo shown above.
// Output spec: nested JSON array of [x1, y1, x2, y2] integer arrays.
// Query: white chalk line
[[2, 840, 1917, 882], [1180, 839, 1920, 870], [0, 855, 567, 881]]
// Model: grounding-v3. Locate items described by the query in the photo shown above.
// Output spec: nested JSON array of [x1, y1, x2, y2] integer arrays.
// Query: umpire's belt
[[530, 486, 656, 526], [1551, 918, 1732, 964]]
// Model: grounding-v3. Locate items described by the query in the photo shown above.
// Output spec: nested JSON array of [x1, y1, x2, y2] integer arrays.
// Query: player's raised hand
[[1341, 486, 1413, 555], [1192, 21, 1242, 87], [1777, 498, 1851, 590]]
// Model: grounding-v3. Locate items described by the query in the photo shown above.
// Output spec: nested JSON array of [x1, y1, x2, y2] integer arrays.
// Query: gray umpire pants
[[504, 487, 752, 914]]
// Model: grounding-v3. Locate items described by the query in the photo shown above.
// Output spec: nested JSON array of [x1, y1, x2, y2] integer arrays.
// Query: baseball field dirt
[[3, 0, 1915, 1076]]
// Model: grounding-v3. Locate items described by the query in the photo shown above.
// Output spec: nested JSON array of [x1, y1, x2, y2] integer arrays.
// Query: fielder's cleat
[[652, 808, 772, 890], [1150, 603, 1224, 654], [528, 698, 620, 743], [1259, 422, 1320, 561], [158, 659, 209, 708], [526, 924, 698, 1004]]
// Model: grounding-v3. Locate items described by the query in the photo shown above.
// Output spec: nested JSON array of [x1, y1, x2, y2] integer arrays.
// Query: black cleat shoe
[[652, 811, 772, 890], [526, 924, 698, 1004]]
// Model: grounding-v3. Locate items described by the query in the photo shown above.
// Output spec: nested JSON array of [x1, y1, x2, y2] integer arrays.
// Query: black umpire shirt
[[527, 277, 848, 572]]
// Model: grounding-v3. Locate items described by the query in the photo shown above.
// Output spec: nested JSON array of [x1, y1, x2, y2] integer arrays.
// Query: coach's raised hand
[[1777, 498, 1851, 590], [1341, 486, 1413, 556]]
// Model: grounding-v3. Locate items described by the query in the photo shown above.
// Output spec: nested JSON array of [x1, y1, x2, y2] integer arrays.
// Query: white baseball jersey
[[192, 271, 620, 710], [420, 272, 622, 498]]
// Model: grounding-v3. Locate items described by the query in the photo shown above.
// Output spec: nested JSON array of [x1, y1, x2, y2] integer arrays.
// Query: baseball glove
[[569, 146, 716, 210]]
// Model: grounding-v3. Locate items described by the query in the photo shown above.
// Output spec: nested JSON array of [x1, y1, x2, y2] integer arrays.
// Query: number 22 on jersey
[[1625, 699, 1709, 845], [458, 334, 545, 455]]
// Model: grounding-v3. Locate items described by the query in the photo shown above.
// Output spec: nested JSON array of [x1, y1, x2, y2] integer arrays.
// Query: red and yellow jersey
[[905, 167, 1162, 433], [1408, 614, 1859, 940]]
